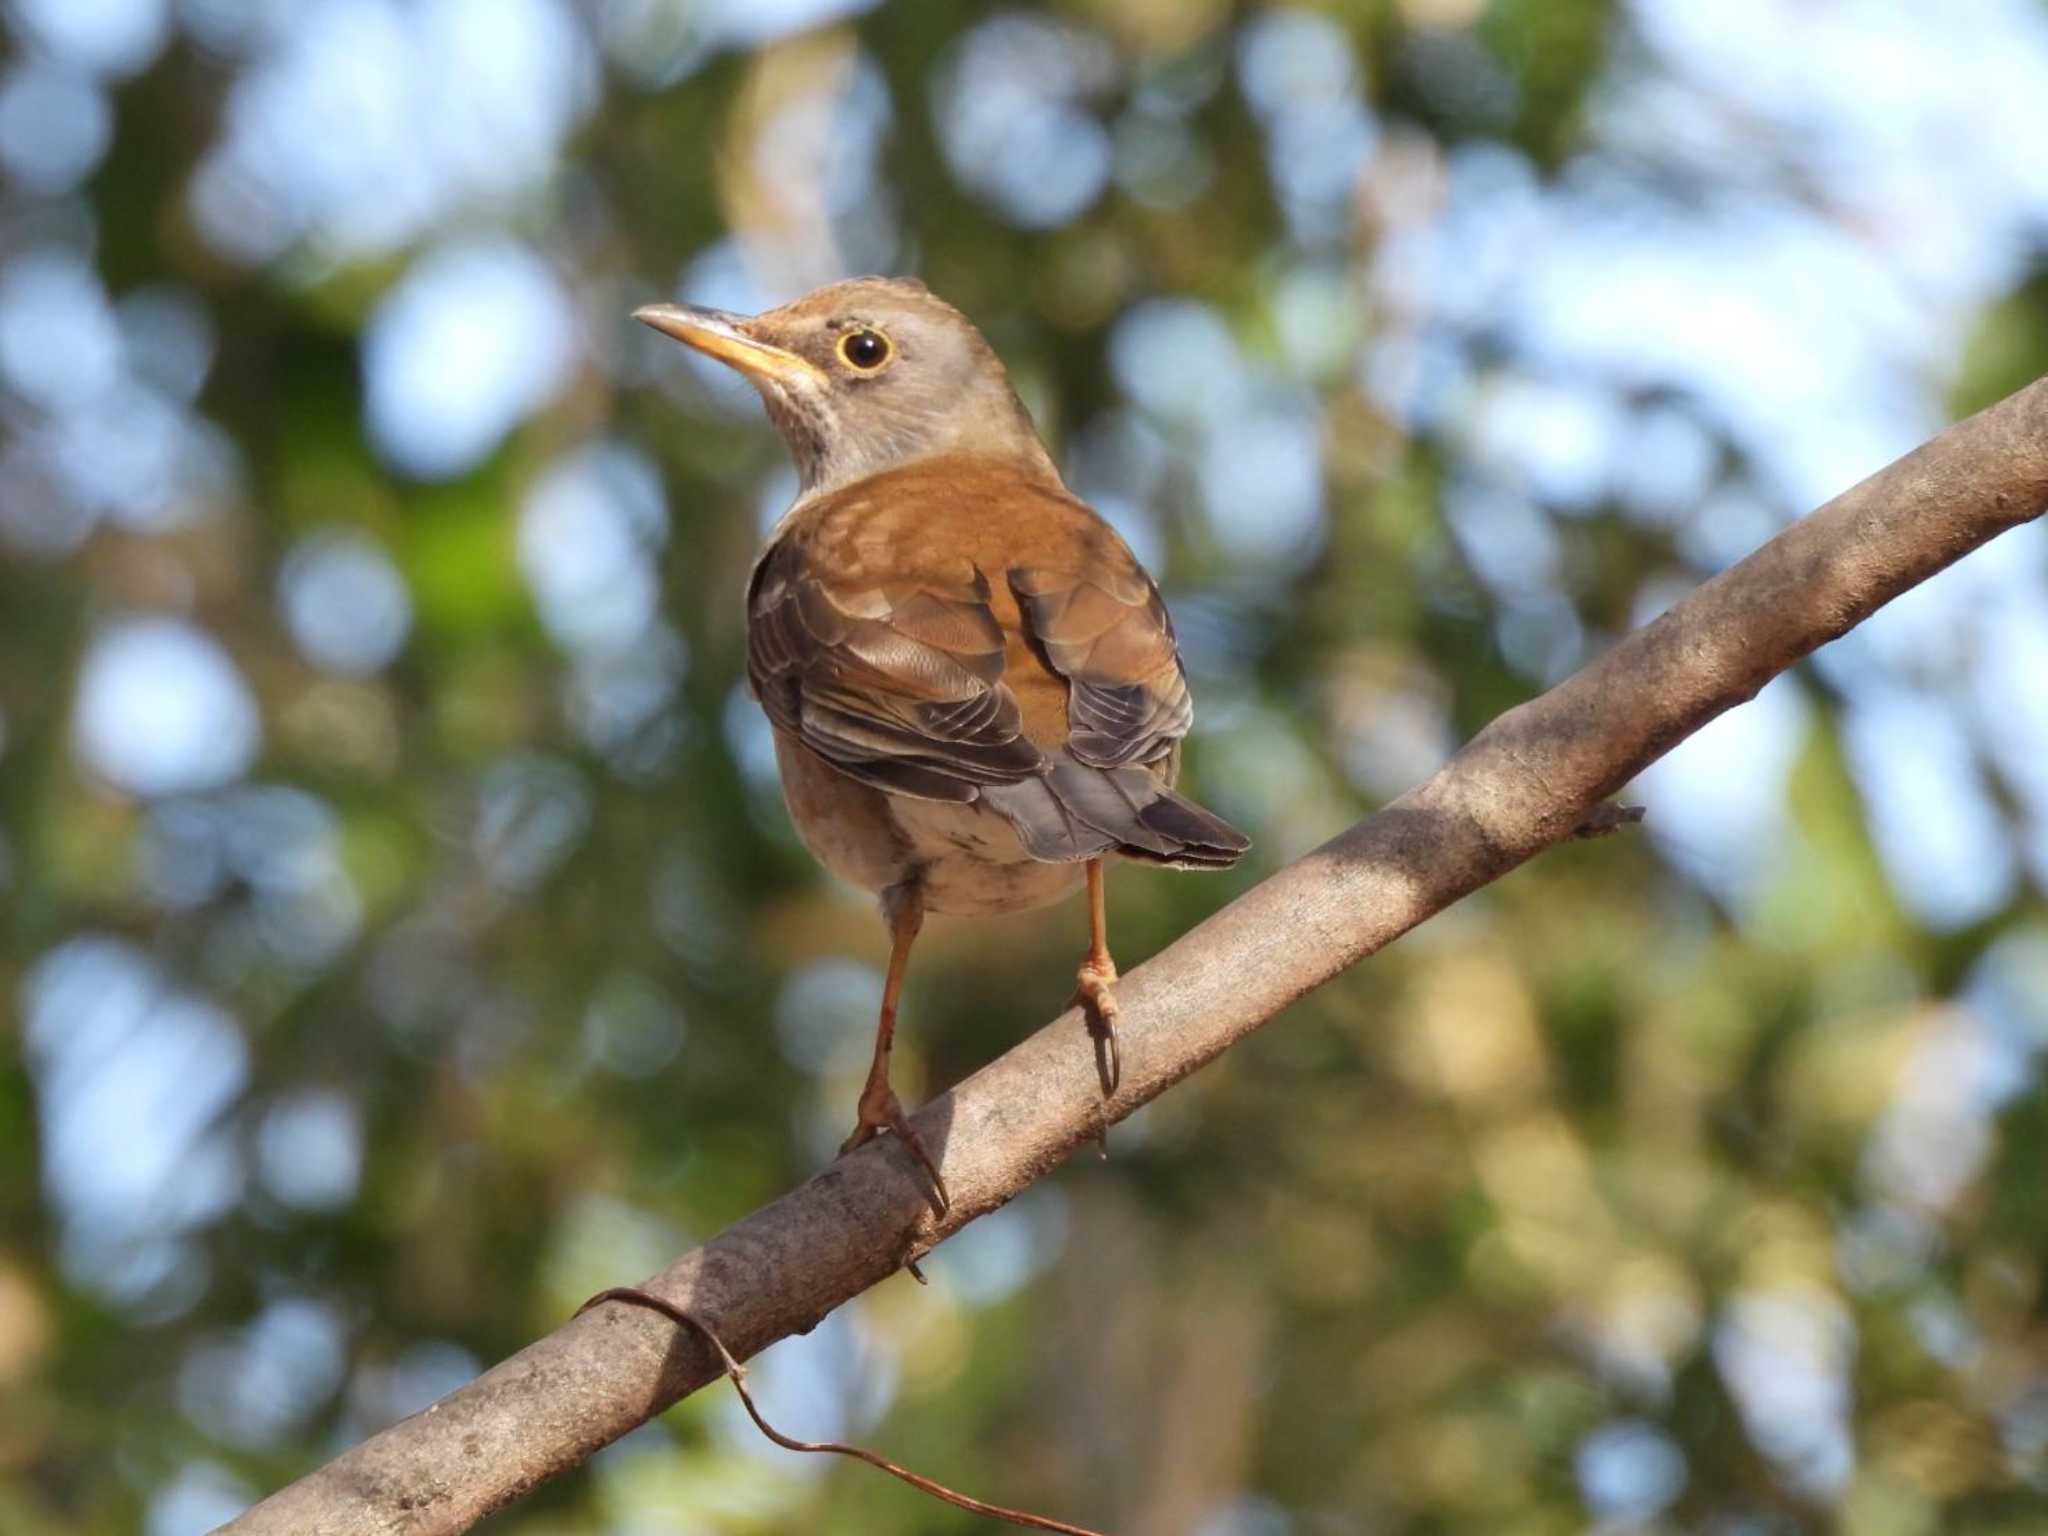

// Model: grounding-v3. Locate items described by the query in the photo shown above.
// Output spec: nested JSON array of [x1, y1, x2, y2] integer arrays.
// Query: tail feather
[[981, 754, 1249, 871], [1128, 782, 1249, 869]]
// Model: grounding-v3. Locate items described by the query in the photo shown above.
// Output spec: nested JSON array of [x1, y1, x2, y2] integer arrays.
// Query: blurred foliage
[[3, 2, 2047, 1534]]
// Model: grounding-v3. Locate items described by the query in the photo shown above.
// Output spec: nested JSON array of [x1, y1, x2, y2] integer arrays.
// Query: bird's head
[[635, 277, 1055, 496]]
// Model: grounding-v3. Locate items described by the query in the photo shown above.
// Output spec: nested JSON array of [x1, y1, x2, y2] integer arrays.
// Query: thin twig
[[1572, 802, 1646, 839], [577, 1288, 1107, 1536]]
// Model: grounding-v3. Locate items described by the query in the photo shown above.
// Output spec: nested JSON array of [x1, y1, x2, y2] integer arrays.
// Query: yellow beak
[[633, 303, 824, 388]]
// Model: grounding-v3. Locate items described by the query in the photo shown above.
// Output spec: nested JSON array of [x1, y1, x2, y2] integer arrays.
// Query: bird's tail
[[981, 755, 1250, 871]]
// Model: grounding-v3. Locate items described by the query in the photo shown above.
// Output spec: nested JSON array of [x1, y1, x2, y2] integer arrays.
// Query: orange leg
[[839, 881, 948, 1215], [1071, 858, 1122, 1096]]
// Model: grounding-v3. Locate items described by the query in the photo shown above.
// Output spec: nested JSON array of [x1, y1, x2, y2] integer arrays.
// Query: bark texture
[[222, 375, 2048, 1536]]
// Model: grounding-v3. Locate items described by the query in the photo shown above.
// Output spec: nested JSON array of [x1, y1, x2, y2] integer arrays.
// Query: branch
[[220, 376, 2048, 1535]]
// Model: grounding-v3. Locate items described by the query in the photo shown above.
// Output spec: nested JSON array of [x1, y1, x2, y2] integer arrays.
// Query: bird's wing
[[1007, 559, 1193, 770], [746, 535, 1045, 802], [990, 550, 1245, 869]]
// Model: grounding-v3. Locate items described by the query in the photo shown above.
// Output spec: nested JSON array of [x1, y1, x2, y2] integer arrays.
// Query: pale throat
[[764, 375, 1058, 499]]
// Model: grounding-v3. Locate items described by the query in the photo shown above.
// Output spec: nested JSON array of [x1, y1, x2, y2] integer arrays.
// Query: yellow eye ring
[[838, 328, 892, 371]]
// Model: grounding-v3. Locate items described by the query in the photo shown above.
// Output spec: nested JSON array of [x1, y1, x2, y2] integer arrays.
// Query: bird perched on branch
[[636, 277, 1248, 1212]]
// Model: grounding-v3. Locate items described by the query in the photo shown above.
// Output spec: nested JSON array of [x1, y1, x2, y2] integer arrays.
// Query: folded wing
[[747, 538, 1044, 802], [1007, 565, 1191, 770], [996, 558, 1247, 869]]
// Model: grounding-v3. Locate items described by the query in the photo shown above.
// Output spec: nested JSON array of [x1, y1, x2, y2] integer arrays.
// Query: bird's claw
[[1072, 955, 1122, 1099], [842, 1086, 949, 1218]]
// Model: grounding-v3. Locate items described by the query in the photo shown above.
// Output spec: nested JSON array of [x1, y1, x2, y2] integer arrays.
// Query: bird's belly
[[772, 731, 1085, 916], [889, 796, 1087, 916]]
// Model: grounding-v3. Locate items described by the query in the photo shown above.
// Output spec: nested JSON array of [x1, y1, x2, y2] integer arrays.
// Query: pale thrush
[[637, 277, 1249, 1211]]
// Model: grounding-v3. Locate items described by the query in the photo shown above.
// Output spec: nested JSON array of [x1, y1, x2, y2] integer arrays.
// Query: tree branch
[[220, 376, 2048, 1536]]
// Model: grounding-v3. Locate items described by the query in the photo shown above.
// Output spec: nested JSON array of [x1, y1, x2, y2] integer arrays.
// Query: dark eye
[[838, 328, 891, 370]]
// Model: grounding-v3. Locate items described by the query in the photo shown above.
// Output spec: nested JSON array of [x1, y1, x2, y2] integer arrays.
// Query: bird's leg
[[1072, 858, 1122, 1099], [840, 880, 948, 1215]]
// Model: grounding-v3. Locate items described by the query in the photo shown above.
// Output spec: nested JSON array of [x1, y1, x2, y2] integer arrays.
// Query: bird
[[636, 277, 1249, 1212]]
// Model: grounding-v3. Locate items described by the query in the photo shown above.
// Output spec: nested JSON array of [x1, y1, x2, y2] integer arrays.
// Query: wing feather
[[1008, 565, 1193, 769], [747, 537, 1043, 802]]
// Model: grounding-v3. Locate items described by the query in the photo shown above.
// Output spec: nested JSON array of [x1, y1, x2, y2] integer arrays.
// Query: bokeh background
[[5, 0, 2048, 1531]]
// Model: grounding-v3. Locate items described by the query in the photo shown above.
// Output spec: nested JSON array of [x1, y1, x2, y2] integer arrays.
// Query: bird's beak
[[633, 303, 824, 388]]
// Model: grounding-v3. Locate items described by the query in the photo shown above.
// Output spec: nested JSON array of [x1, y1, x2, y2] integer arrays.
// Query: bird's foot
[[841, 1083, 949, 1218], [1072, 953, 1122, 1100]]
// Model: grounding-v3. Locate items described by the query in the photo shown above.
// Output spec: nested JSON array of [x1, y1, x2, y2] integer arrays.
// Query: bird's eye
[[838, 328, 891, 371]]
